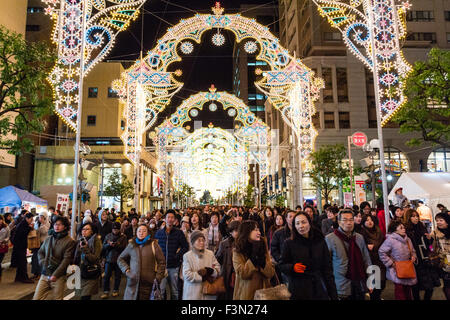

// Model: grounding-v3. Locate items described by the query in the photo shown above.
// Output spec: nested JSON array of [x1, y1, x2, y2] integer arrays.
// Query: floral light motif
[[43, 0, 147, 130], [115, 3, 322, 167], [212, 33, 225, 46], [312, 0, 412, 125]]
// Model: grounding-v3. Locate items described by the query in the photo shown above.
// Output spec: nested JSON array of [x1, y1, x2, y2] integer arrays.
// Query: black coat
[[270, 225, 291, 263], [11, 219, 32, 249], [102, 232, 127, 263], [154, 227, 189, 268], [279, 229, 338, 300], [96, 220, 113, 243], [215, 237, 235, 300]]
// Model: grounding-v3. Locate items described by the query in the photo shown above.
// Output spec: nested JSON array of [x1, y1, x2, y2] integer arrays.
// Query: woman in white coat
[[182, 230, 221, 300]]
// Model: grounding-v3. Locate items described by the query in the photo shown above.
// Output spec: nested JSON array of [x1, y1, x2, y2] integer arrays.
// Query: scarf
[[192, 247, 205, 257], [135, 235, 151, 245], [437, 227, 450, 239], [208, 224, 220, 246], [334, 229, 366, 281], [48, 229, 69, 240]]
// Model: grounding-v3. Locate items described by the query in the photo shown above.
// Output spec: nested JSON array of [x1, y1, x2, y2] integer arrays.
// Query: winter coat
[[102, 232, 127, 263], [280, 229, 338, 300], [124, 225, 138, 240], [270, 225, 291, 263], [215, 237, 235, 300], [378, 233, 418, 286], [361, 226, 386, 282], [430, 228, 450, 274], [35, 220, 50, 244], [73, 234, 102, 297], [325, 229, 372, 297], [321, 219, 338, 236], [96, 220, 113, 243], [406, 224, 441, 290], [0, 225, 10, 246], [38, 231, 76, 278], [154, 227, 189, 268], [203, 224, 222, 253], [182, 248, 221, 300], [11, 219, 32, 249], [117, 238, 166, 300], [232, 247, 275, 300]]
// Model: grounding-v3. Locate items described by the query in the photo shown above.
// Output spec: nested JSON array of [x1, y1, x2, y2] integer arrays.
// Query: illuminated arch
[[113, 3, 323, 165], [154, 86, 270, 182], [312, 0, 412, 125], [43, 0, 147, 130]]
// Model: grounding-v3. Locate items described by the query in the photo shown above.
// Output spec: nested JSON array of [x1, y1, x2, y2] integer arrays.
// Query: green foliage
[[392, 48, 450, 148], [0, 25, 57, 156], [103, 169, 134, 210], [275, 194, 286, 208], [243, 184, 255, 208], [307, 144, 348, 204], [200, 190, 212, 204]]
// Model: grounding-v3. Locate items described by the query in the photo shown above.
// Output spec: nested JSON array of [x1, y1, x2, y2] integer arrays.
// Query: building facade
[[263, 0, 450, 208]]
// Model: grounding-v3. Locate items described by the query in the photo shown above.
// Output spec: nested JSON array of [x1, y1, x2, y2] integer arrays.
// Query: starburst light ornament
[[180, 41, 194, 54], [244, 41, 258, 54], [212, 33, 225, 46]]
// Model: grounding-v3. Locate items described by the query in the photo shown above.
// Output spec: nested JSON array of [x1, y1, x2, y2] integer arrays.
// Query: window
[[323, 32, 342, 41], [324, 112, 335, 128], [406, 32, 437, 43], [87, 115, 96, 126], [339, 112, 350, 128], [27, 7, 44, 13], [406, 11, 434, 22], [108, 87, 119, 98], [322, 67, 333, 103], [26, 25, 40, 32], [311, 112, 320, 129], [446, 11, 450, 21], [374, 147, 409, 176], [336, 68, 348, 102], [88, 87, 98, 98], [428, 148, 450, 172]]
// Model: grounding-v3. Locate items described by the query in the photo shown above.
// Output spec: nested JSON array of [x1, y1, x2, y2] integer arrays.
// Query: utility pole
[[100, 152, 105, 207]]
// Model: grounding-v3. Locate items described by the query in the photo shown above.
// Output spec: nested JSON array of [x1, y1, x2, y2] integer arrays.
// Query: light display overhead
[[113, 2, 322, 166], [43, 0, 147, 131], [153, 86, 270, 186], [212, 33, 225, 46], [169, 125, 249, 200], [312, 0, 412, 125], [244, 40, 258, 54], [180, 41, 194, 54]]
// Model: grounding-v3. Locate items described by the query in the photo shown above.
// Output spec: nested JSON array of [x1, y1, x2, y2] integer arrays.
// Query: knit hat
[[190, 230, 205, 245], [98, 209, 104, 221], [83, 216, 92, 224], [182, 215, 190, 223], [39, 211, 48, 219], [84, 209, 92, 216], [112, 222, 121, 230]]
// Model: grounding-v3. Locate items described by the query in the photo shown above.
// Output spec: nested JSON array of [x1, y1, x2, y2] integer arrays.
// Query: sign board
[[351, 132, 368, 147], [344, 192, 353, 208], [354, 175, 367, 205], [56, 194, 70, 215]]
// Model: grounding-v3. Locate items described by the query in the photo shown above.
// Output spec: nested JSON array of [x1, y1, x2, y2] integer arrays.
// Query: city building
[[264, 0, 450, 208]]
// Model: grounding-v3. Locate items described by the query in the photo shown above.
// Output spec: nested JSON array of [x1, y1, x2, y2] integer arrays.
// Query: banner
[[56, 194, 70, 215], [281, 168, 287, 188], [344, 192, 353, 208], [268, 175, 272, 192], [354, 175, 367, 205], [275, 172, 279, 190]]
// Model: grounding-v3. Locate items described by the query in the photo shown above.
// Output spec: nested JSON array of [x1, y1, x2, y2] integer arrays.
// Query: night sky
[[107, 0, 278, 130]]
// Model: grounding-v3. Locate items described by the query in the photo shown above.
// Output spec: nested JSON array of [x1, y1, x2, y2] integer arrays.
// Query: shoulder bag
[[203, 275, 226, 295], [27, 229, 40, 249], [393, 239, 416, 279], [150, 241, 163, 300], [253, 268, 291, 300]]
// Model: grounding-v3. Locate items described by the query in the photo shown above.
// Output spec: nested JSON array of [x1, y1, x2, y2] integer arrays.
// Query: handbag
[[253, 269, 291, 300], [0, 242, 8, 254], [27, 229, 40, 249], [150, 241, 164, 300], [202, 276, 226, 295], [393, 239, 416, 279], [151, 241, 168, 278], [81, 262, 101, 279]]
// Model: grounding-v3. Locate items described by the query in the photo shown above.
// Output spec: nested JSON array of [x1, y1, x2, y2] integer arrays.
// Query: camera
[[80, 237, 87, 246]]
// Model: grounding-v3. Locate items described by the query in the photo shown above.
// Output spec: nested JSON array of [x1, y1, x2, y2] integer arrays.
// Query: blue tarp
[[0, 185, 48, 208]]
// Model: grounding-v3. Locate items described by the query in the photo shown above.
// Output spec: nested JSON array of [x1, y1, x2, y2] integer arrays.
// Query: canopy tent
[[0, 186, 48, 214], [388, 172, 450, 219]]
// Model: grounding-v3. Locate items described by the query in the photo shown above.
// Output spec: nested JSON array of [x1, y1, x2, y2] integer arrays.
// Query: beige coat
[[232, 248, 275, 300]]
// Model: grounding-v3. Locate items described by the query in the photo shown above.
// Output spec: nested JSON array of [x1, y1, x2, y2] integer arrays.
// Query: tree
[[243, 184, 255, 208], [275, 194, 286, 208], [0, 25, 57, 156], [200, 190, 212, 205], [392, 48, 450, 148], [103, 169, 134, 212], [307, 144, 348, 204]]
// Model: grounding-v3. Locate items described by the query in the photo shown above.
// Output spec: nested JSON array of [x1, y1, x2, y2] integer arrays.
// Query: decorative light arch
[[153, 85, 270, 182], [312, 0, 412, 125], [113, 2, 323, 166], [43, 0, 147, 130], [168, 125, 250, 199]]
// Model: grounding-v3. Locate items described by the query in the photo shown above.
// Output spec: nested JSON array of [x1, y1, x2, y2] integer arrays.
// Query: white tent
[[388, 172, 450, 218]]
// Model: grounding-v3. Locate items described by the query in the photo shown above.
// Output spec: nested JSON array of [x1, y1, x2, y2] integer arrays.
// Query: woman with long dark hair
[[430, 212, 450, 300], [232, 220, 274, 300], [403, 209, 440, 300], [279, 212, 337, 300], [268, 214, 285, 248]]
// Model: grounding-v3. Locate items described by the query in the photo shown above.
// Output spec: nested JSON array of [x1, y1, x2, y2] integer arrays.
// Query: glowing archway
[[113, 2, 323, 165], [153, 86, 270, 182]]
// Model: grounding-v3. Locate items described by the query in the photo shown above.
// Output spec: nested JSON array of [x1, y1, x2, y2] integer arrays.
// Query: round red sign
[[351, 132, 367, 147]]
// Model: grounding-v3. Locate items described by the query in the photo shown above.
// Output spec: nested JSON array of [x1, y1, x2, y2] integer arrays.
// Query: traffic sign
[[351, 132, 368, 147]]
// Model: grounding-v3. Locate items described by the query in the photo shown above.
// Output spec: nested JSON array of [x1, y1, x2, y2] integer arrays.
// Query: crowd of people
[[0, 200, 449, 301]]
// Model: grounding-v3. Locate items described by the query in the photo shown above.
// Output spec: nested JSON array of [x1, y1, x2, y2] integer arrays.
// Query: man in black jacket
[[155, 210, 189, 300], [270, 210, 295, 284], [12, 212, 34, 283]]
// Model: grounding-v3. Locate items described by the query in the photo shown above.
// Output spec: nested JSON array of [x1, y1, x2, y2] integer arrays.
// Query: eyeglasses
[[82, 228, 91, 231], [341, 219, 354, 223]]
